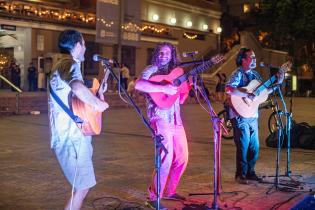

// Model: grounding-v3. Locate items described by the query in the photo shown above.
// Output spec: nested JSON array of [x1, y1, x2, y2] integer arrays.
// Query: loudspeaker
[[291, 195, 315, 210]]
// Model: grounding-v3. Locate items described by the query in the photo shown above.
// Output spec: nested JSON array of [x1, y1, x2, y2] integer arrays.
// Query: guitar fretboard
[[173, 59, 214, 87], [254, 75, 277, 95]]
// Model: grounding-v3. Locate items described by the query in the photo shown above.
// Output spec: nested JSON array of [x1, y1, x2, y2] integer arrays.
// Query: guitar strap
[[49, 83, 84, 124]]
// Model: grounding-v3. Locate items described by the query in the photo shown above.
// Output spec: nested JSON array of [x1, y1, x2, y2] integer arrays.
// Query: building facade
[[0, 0, 222, 91]]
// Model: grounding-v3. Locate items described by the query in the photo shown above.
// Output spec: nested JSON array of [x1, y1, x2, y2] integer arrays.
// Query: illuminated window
[[243, 4, 250, 13]]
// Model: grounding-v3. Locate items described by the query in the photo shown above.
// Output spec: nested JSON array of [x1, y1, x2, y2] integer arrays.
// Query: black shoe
[[235, 175, 249, 184], [246, 173, 262, 182], [145, 200, 168, 210], [163, 193, 186, 201]]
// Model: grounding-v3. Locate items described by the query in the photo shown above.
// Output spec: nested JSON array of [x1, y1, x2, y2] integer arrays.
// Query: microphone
[[92, 54, 114, 64], [259, 62, 268, 68], [260, 62, 277, 69], [182, 51, 198, 57]]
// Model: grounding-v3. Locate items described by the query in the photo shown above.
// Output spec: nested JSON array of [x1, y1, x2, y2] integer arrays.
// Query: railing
[[0, 1, 95, 29], [0, 74, 22, 93]]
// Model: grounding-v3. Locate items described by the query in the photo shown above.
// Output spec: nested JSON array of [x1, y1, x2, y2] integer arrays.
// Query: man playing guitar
[[48, 30, 108, 210], [135, 42, 190, 209], [225, 48, 285, 184]]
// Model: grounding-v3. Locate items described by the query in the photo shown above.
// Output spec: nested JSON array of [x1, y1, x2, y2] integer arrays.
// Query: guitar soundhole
[[163, 94, 169, 99], [84, 79, 93, 88]]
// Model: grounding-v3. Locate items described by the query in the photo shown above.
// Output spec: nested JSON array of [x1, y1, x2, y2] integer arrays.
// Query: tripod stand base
[[261, 175, 303, 190], [205, 203, 227, 210], [187, 192, 234, 210]]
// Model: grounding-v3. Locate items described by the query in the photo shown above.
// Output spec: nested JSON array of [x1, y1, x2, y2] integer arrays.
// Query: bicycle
[[218, 98, 277, 139]]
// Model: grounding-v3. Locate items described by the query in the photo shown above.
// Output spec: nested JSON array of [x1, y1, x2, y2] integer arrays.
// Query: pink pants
[[148, 120, 189, 200]]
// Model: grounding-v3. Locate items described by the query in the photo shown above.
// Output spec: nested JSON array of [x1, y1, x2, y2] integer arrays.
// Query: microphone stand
[[101, 61, 168, 210], [185, 56, 227, 210], [265, 85, 302, 194], [195, 75, 226, 210], [265, 85, 285, 194], [261, 69, 301, 193], [275, 84, 302, 179]]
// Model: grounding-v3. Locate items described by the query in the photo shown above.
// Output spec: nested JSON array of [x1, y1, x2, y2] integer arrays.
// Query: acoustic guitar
[[71, 66, 110, 136], [149, 54, 224, 109], [230, 61, 292, 118]]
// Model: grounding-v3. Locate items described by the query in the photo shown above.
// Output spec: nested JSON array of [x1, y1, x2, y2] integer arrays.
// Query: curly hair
[[151, 42, 180, 71]]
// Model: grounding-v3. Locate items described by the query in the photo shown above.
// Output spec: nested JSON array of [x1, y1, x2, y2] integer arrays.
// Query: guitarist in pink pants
[[225, 48, 284, 184], [135, 42, 190, 210]]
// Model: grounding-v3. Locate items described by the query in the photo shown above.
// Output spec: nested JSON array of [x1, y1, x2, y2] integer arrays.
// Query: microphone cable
[[69, 137, 83, 210]]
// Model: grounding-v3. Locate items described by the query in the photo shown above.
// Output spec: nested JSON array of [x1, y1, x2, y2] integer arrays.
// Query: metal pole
[[218, 34, 221, 53], [117, 0, 124, 64]]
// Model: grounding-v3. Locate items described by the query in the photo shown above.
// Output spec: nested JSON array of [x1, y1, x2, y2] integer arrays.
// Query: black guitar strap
[[49, 83, 83, 124]]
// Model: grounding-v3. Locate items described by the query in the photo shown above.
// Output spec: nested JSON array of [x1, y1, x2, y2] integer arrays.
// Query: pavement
[[0, 97, 315, 210]]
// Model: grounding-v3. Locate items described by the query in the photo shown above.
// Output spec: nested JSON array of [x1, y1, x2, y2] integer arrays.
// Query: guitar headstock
[[211, 54, 225, 65]]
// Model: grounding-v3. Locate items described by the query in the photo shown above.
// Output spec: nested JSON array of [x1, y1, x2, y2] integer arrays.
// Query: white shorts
[[53, 136, 96, 190]]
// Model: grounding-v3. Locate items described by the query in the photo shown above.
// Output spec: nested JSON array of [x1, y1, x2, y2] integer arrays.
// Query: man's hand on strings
[[275, 68, 285, 85]]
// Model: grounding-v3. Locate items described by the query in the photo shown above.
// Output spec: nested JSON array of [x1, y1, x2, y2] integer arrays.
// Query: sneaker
[[246, 173, 262, 182], [145, 200, 168, 210], [163, 193, 186, 201], [235, 175, 249, 184]]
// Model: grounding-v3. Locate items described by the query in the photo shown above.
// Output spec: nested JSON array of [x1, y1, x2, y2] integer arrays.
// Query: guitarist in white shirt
[[225, 48, 284, 184], [48, 30, 108, 210]]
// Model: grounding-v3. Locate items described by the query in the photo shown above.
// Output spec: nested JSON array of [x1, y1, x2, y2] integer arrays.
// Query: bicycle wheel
[[218, 109, 234, 139]]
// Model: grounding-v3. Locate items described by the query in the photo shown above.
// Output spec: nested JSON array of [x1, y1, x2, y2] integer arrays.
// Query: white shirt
[[48, 55, 90, 149]]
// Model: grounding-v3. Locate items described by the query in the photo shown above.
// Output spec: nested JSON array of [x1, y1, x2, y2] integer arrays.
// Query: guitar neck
[[173, 59, 214, 86], [253, 75, 277, 95]]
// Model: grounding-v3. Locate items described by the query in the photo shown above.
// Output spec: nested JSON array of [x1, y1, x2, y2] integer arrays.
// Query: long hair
[[58, 29, 83, 54], [151, 42, 180, 70]]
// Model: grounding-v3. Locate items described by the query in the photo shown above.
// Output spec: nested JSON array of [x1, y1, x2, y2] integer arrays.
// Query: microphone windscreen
[[259, 62, 265, 68], [93, 54, 100, 61]]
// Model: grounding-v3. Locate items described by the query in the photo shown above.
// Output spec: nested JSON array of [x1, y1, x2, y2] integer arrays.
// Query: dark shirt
[[28, 66, 37, 78]]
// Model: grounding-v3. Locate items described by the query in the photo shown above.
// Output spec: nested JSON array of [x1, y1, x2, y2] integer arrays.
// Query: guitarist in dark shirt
[[225, 48, 284, 184]]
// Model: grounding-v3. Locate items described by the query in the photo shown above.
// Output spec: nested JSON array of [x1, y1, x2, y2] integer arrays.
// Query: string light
[[140, 25, 166, 33], [0, 1, 96, 26], [0, 53, 10, 72], [96, 18, 114, 28], [184, 32, 197, 39], [121, 22, 167, 34], [0, 1, 170, 35], [122, 22, 141, 32]]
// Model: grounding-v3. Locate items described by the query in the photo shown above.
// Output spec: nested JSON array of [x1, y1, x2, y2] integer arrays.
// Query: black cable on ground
[[91, 196, 144, 210], [268, 192, 302, 210]]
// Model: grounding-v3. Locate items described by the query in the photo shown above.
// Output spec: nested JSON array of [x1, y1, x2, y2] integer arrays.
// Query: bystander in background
[[27, 62, 37, 91]]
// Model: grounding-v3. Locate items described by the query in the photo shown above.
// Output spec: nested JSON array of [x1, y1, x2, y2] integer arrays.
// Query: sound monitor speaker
[[291, 195, 315, 210]]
